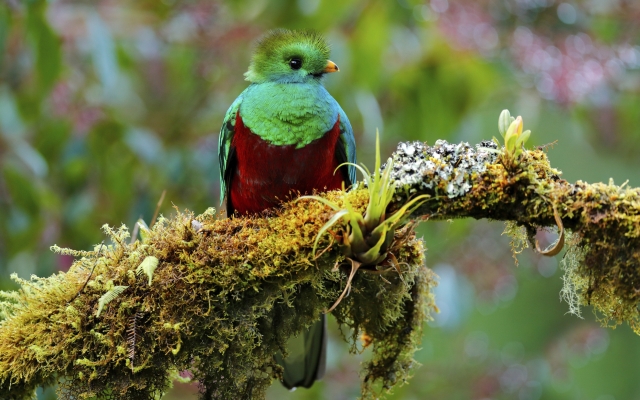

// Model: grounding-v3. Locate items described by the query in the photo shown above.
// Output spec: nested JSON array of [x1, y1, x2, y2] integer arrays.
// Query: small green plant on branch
[[302, 133, 430, 312], [497, 109, 531, 162], [1, 110, 639, 400]]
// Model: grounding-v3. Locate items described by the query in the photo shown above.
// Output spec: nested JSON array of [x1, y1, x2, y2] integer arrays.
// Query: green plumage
[[245, 29, 330, 84], [239, 82, 338, 147]]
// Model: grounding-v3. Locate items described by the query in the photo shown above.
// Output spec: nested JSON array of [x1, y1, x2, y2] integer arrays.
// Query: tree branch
[[388, 139, 640, 329], [1, 137, 639, 400]]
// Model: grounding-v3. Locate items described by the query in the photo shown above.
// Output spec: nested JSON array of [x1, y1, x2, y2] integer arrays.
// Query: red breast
[[229, 112, 345, 215]]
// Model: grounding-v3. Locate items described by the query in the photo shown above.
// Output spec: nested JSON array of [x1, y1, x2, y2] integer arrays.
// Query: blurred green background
[[1, 0, 640, 399]]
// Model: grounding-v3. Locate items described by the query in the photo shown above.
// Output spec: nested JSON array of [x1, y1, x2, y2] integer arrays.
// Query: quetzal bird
[[217, 29, 356, 389]]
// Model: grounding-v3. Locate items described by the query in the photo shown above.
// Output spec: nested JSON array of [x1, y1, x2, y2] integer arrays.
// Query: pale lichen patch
[[389, 140, 498, 199]]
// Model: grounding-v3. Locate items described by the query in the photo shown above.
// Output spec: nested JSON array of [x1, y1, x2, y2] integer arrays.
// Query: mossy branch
[[0, 192, 435, 400], [1, 134, 639, 400], [387, 138, 640, 332]]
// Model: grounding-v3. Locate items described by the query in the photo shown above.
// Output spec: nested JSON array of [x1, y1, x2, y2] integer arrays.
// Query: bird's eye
[[289, 58, 302, 70]]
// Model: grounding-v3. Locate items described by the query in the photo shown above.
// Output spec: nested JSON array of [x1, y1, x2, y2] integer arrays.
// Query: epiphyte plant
[[497, 109, 531, 161], [302, 132, 430, 312]]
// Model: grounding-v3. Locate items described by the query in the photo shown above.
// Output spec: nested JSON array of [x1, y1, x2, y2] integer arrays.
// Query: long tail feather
[[278, 315, 327, 390]]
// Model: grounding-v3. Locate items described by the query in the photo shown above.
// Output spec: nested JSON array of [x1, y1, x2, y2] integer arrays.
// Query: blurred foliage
[[0, 0, 639, 399]]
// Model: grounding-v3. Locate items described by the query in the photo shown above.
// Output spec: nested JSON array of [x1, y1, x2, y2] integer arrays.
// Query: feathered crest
[[253, 29, 329, 58], [245, 29, 331, 83]]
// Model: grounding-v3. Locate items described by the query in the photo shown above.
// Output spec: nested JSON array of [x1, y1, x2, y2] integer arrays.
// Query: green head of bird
[[244, 29, 339, 84]]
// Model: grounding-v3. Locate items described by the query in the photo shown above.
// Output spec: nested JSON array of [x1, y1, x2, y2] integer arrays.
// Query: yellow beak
[[324, 60, 339, 73]]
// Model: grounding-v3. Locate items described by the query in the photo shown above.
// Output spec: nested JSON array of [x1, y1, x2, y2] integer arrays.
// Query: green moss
[[559, 233, 588, 319], [464, 145, 640, 336], [0, 189, 435, 400], [555, 181, 640, 333], [391, 135, 640, 338], [502, 220, 530, 266]]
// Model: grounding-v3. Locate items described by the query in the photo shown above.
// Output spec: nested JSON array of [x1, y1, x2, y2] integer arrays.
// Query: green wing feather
[[218, 94, 243, 207], [338, 105, 357, 185]]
